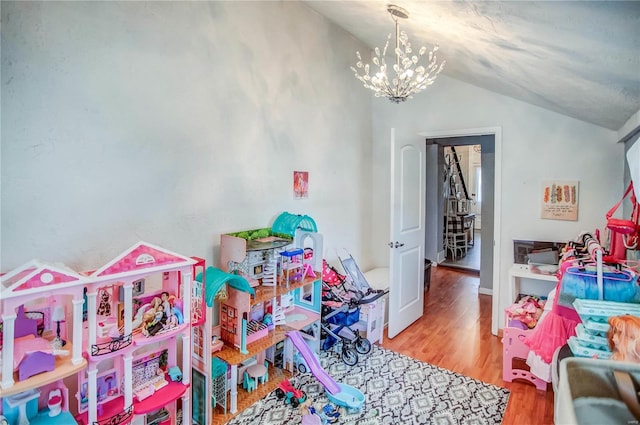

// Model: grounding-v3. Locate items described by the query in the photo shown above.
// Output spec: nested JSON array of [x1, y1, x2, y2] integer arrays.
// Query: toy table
[[246, 364, 267, 388]]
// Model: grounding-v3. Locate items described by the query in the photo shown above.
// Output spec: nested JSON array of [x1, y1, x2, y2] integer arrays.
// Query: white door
[[388, 129, 426, 339]]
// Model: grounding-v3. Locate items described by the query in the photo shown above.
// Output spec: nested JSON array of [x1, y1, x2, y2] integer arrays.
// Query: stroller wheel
[[342, 348, 358, 366], [354, 337, 372, 354]]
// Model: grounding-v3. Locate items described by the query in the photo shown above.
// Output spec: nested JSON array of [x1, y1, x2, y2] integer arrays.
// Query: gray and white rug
[[228, 345, 510, 424]]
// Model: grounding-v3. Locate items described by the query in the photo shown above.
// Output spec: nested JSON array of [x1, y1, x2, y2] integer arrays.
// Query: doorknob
[[388, 241, 405, 248], [395, 241, 404, 248]]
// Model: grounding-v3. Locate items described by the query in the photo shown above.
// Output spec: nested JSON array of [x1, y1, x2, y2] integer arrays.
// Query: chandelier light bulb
[[351, 4, 445, 103]]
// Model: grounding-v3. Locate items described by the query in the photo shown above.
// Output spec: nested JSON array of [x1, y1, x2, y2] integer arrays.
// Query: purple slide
[[288, 331, 341, 395]]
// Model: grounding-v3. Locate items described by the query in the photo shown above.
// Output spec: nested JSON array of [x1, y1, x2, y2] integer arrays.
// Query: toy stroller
[[320, 255, 387, 366]]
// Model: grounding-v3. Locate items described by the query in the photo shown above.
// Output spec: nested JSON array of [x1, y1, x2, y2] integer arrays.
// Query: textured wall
[[1, 1, 372, 271]]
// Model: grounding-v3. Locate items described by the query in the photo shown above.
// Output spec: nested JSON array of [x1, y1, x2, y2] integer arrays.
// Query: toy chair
[[243, 371, 255, 392], [259, 361, 269, 384]]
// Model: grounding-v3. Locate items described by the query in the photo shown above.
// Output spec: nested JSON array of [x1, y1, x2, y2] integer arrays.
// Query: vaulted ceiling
[[304, 1, 640, 131]]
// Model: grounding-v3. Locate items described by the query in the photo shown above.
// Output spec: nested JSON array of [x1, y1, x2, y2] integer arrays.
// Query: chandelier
[[351, 4, 445, 103]]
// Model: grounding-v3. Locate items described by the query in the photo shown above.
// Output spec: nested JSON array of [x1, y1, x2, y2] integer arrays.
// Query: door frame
[[419, 127, 502, 335]]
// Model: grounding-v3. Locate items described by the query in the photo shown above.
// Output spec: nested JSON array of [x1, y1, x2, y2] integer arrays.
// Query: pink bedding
[[13, 334, 55, 371]]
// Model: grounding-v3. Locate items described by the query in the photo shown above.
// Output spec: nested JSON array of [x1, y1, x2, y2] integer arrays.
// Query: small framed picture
[[293, 171, 309, 199], [133, 279, 145, 295], [118, 303, 125, 329]]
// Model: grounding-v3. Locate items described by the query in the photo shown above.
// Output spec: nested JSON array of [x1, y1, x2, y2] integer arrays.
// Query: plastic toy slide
[[287, 331, 341, 395]]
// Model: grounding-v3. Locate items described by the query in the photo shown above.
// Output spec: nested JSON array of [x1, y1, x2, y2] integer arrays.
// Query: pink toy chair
[[502, 326, 548, 391]]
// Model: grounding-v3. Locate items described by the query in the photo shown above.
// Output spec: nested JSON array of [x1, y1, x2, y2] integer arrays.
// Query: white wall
[[1, 1, 373, 272], [370, 74, 622, 329]]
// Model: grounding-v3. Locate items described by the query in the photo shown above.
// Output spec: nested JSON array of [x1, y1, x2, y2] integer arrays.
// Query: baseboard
[[478, 287, 493, 296], [437, 250, 446, 263]]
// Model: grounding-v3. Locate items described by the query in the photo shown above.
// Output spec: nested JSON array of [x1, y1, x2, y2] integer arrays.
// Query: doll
[[164, 311, 178, 330], [608, 315, 640, 363], [143, 304, 166, 336]]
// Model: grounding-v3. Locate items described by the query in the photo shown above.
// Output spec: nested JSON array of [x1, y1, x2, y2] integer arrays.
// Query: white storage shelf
[[352, 299, 385, 345], [508, 264, 557, 305]]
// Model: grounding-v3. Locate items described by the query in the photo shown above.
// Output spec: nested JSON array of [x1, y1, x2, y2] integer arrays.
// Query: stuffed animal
[[608, 315, 640, 363]]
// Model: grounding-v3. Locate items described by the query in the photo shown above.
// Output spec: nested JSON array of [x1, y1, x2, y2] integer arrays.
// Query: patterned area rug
[[227, 345, 510, 424]]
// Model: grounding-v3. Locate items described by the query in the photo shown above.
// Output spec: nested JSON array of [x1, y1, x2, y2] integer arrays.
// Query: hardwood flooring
[[381, 265, 555, 425]]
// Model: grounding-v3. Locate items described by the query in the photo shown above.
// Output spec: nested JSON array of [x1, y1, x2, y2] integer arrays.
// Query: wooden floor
[[381, 265, 555, 425]]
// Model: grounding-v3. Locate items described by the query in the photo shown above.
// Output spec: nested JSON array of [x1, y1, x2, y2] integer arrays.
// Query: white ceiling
[[304, 0, 640, 131]]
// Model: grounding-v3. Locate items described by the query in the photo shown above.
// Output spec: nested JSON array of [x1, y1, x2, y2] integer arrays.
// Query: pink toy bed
[[11, 306, 57, 381]]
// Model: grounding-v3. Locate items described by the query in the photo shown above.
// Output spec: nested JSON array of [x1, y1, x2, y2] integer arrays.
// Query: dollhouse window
[[300, 284, 314, 305], [193, 327, 203, 360]]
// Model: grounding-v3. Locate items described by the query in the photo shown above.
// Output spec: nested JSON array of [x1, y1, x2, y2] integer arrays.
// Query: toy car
[[275, 379, 307, 408], [294, 352, 309, 374]]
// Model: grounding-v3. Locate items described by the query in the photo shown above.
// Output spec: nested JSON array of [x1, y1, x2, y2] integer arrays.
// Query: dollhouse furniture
[[13, 336, 55, 382], [167, 366, 182, 382], [242, 372, 255, 392], [280, 248, 304, 285], [47, 388, 62, 417], [4, 388, 40, 425], [9, 306, 57, 382], [246, 363, 268, 388]]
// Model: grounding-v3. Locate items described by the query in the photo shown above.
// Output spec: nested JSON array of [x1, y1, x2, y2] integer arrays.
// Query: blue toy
[[168, 366, 182, 382]]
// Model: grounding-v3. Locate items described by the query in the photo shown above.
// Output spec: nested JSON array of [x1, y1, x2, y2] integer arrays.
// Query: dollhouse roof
[[203, 267, 255, 308], [0, 259, 89, 300], [90, 241, 196, 281]]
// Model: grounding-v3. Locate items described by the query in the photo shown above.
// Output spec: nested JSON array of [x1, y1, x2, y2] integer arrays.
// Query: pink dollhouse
[[0, 260, 89, 425], [77, 241, 196, 425]]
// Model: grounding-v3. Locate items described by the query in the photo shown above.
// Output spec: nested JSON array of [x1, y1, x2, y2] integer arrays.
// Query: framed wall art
[[541, 180, 579, 221], [293, 171, 309, 199]]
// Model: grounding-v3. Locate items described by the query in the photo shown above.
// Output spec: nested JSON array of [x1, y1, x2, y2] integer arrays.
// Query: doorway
[[441, 145, 482, 272], [425, 134, 495, 291], [421, 127, 503, 336]]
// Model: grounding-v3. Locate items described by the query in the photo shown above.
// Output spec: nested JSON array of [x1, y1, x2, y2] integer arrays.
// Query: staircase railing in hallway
[[450, 146, 470, 201]]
